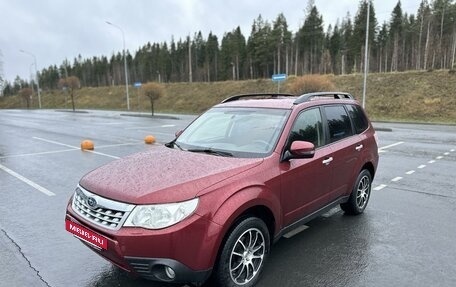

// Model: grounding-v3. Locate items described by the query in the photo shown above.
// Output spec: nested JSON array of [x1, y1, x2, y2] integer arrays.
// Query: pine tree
[[330, 22, 342, 74], [247, 15, 273, 78], [298, 5, 324, 74], [353, 0, 378, 73], [341, 12, 354, 74], [272, 13, 292, 74]]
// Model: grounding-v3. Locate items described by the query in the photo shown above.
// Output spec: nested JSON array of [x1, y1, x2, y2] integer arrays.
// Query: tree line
[[2, 0, 456, 96]]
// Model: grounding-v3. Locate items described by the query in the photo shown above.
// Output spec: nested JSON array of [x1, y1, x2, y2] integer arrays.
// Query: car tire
[[340, 169, 372, 215], [212, 217, 270, 287]]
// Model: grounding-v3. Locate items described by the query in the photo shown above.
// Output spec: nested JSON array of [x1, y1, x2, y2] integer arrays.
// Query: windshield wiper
[[165, 139, 184, 150], [187, 148, 233, 157]]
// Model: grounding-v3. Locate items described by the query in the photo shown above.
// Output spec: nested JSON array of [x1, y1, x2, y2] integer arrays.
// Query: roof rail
[[293, 92, 353, 104], [221, 93, 296, 103]]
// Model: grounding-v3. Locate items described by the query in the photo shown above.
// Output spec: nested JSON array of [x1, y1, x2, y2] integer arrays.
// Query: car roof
[[215, 98, 297, 109], [215, 92, 359, 110]]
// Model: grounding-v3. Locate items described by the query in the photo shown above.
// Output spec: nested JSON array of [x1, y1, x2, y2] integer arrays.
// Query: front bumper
[[65, 202, 219, 283], [126, 257, 211, 283]]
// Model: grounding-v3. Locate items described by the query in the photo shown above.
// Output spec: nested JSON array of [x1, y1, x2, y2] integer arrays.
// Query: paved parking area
[[0, 109, 455, 287]]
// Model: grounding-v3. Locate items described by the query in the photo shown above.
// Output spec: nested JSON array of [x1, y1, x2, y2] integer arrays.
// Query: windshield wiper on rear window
[[187, 148, 233, 157]]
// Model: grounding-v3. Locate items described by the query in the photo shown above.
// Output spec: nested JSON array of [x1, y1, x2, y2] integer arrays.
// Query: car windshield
[[174, 107, 290, 158]]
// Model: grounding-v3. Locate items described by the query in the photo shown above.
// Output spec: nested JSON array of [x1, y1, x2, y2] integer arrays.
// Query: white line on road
[[0, 149, 77, 159], [33, 137, 79, 149], [451, 149, 455, 152], [33, 137, 120, 159], [378, 141, 404, 152], [374, 184, 387, 191], [444, 152, 449, 156], [406, 170, 415, 175], [436, 156, 443, 160], [84, 150, 120, 159], [418, 165, 426, 169], [428, 160, 436, 164], [391, 177, 403, 182], [0, 163, 55, 196]]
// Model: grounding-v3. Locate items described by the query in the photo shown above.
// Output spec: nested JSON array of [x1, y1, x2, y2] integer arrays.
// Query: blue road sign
[[272, 74, 287, 82], [133, 82, 142, 88]]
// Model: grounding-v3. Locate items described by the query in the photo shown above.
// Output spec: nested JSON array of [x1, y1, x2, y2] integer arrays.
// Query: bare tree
[[58, 76, 80, 111], [19, 88, 33, 109], [142, 82, 164, 116]]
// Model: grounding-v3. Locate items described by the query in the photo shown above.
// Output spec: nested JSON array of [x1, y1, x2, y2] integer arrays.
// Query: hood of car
[[79, 146, 263, 204]]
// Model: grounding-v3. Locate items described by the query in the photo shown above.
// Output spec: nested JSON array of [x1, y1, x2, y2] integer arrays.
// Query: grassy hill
[[1, 70, 455, 123]]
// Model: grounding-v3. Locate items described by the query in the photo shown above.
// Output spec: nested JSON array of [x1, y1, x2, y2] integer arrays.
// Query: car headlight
[[123, 198, 199, 229]]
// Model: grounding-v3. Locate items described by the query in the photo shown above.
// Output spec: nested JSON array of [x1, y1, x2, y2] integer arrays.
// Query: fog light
[[165, 266, 175, 279]]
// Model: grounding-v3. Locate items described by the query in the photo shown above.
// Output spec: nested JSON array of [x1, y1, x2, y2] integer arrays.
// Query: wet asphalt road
[[0, 109, 455, 287]]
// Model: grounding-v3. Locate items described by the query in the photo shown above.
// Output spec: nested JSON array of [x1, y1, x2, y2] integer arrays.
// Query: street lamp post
[[362, 0, 370, 109], [29, 63, 35, 105], [106, 21, 130, 110], [20, 49, 41, 108]]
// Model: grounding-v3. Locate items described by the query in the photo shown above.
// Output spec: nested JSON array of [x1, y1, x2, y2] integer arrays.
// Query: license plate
[[65, 220, 108, 250]]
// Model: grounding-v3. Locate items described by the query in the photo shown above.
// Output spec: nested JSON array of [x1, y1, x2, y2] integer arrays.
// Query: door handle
[[355, 144, 364, 151], [322, 157, 333, 165]]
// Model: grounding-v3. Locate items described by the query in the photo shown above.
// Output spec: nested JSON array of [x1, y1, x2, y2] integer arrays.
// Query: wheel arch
[[208, 187, 280, 269], [361, 161, 376, 179]]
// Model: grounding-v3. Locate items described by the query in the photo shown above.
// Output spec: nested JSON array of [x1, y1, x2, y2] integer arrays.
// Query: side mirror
[[175, 130, 183, 138], [282, 141, 315, 161]]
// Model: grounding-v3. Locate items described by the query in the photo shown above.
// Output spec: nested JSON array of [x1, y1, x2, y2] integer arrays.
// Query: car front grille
[[72, 185, 135, 230]]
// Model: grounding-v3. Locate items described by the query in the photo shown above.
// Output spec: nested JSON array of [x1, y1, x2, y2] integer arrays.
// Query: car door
[[280, 108, 333, 226], [322, 105, 363, 201]]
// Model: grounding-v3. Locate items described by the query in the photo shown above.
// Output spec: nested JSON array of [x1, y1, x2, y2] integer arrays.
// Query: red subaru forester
[[65, 92, 379, 287]]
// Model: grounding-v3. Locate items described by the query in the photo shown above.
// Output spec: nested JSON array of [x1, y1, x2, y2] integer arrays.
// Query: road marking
[[444, 152, 449, 155], [406, 170, 415, 175], [33, 137, 120, 159], [84, 150, 120, 159], [0, 149, 77, 159], [451, 149, 455, 152], [33, 137, 79, 149], [374, 184, 387, 191], [428, 160, 436, 164], [391, 177, 403, 182], [418, 165, 426, 169], [436, 156, 443, 160], [0, 163, 55, 196], [378, 141, 404, 152]]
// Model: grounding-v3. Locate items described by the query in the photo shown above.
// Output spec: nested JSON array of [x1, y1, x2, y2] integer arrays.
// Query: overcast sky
[[0, 0, 422, 82]]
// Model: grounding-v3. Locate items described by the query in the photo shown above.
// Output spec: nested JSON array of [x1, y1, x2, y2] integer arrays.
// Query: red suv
[[65, 92, 378, 287]]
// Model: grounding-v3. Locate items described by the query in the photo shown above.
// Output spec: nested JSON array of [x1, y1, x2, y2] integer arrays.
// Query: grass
[[1, 70, 455, 124]]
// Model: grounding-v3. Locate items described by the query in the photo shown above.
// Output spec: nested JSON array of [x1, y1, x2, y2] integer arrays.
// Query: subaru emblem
[[87, 197, 97, 209]]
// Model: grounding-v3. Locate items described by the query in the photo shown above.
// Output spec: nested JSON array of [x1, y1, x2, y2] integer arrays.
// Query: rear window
[[346, 105, 369, 134], [324, 105, 353, 143]]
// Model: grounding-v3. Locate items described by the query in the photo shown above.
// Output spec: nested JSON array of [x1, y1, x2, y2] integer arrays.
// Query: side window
[[346, 105, 368, 134], [324, 105, 353, 143], [289, 108, 324, 148]]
